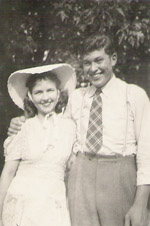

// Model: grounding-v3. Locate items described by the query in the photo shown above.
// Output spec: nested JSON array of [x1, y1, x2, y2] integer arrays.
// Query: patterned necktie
[[86, 88, 103, 153]]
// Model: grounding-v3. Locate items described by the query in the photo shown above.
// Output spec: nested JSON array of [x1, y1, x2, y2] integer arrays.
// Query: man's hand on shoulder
[[7, 116, 25, 136]]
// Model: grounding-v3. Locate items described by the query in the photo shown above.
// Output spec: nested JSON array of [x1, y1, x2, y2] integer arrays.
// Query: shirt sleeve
[[70, 120, 76, 150], [63, 91, 82, 154], [63, 88, 88, 154], [63, 88, 85, 120], [63, 95, 73, 119], [130, 85, 150, 185], [3, 123, 27, 161]]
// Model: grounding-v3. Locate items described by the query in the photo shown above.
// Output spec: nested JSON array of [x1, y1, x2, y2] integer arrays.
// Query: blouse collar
[[35, 111, 59, 129]]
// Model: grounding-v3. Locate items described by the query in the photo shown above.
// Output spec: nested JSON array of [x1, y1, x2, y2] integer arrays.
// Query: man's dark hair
[[83, 33, 116, 56]]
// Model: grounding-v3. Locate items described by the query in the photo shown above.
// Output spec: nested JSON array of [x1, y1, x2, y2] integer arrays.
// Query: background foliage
[[0, 0, 150, 169]]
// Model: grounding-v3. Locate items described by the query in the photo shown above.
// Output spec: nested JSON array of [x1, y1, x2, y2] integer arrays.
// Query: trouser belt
[[76, 151, 135, 161]]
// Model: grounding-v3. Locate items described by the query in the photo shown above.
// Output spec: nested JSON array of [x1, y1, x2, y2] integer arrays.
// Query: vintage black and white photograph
[[0, 0, 150, 226]]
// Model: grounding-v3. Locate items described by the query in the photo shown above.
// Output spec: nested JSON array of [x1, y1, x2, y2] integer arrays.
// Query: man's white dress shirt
[[64, 75, 150, 185]]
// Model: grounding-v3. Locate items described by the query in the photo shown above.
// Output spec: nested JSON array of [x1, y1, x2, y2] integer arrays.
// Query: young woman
[[0, 64, 76, 226]]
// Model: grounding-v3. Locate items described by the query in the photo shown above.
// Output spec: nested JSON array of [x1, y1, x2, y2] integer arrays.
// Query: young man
[[65, 34, 150, 226], [8, 34, 150, 226]]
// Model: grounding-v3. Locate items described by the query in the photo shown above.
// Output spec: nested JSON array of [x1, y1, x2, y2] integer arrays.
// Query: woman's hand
[[67, 152, 76, 171], [7, 116, 25, 136]]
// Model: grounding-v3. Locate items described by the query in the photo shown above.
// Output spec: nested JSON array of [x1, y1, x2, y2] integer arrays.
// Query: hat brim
[[8, 63, 76, 109]]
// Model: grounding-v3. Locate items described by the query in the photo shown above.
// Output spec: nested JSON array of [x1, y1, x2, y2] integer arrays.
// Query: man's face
[[83, 48, 117, 88]]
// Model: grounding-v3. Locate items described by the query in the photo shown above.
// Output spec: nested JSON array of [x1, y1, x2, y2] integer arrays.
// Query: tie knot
[[95, 88, 102, 96]]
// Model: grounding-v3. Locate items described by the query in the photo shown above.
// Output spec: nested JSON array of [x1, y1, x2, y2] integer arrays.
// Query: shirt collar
[[36, 111, 58, 129], [86, 74, 116, 98]]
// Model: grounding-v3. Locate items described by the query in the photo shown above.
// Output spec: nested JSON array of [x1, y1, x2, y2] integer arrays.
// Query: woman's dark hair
[[83, 33, 116, 57], [24, 71, 68, 118], [26, 71, 61, 93]]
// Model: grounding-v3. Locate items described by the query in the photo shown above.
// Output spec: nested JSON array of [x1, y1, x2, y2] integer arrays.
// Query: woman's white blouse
[[4, 113, 76, 164]]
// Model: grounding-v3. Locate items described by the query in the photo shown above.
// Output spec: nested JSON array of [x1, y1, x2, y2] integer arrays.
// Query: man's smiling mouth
[[91, 73, 103, 80]]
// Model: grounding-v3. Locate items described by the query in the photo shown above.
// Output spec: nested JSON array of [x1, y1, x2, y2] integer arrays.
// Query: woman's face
[[29, 78, 59, 118]]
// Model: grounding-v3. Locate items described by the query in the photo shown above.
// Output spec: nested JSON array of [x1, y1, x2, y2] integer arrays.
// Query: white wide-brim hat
[[8, 63, 76, 110]]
